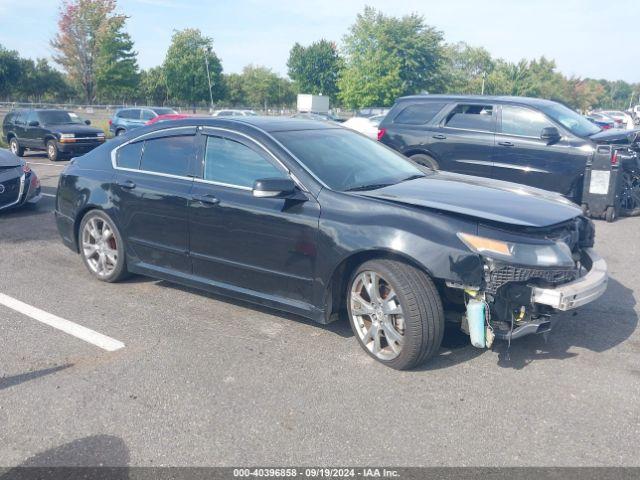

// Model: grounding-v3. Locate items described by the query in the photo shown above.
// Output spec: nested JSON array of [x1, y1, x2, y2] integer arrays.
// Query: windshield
[[39, 111, 83, 125], [537, 103, 600, 137], [273, 128, 424, 192], [153, 107, 177, 115]]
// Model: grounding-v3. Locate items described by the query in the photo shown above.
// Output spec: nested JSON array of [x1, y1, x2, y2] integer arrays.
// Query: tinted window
[[204, 136, 286, 188], [26, 111, 38, 124], [393, 102, 446, 125], [445, 104, 494, 131], [39, 110, 82, 124], [140, 135, 194, 176], [4, 112, 15, 125], [537, 102, 599, 137], [116, 142, 143, 169], [141, 110, 155, 121], [118, 109, 140, 120], [501, 106, 555, 137], [152, 108, 177, 115], [273, 128, 422, 192], [14, 112, 26, 125]]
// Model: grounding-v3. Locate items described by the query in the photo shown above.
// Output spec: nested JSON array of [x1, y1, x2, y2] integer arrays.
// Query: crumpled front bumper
[[531, 248, 608, 311]]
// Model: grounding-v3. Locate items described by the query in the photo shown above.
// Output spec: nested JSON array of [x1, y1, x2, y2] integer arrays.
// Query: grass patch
[[92, 119, 113, 138]]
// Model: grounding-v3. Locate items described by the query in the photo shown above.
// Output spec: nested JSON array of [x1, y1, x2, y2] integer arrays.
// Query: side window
[[141, 110, 155, 121], [445, 104, 494, 131], [393, 102, 447, 125], [140, 135, 194, 176], [4, 112, 15, 125], [26, 111, 38, 125], [501, 106, 555, 138], [14, 112, 26, 125], [116, 142, 143, 169], [204, 136, 286, 188]]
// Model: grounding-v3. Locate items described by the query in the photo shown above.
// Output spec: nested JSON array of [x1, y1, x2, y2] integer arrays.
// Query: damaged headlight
[[457, 233, 574, 268]]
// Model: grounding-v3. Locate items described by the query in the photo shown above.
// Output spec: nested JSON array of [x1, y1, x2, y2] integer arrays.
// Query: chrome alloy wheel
[[349, 271, 405, 360], [10, 138, 18, 155], [81, 216, 119, 278], [47, 143, 56, 158]]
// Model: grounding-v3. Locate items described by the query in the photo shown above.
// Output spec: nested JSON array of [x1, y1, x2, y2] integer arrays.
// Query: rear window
[[445, 104, 494, 132], [393, 102, 446, 125], [116, 142, 143, 169], [4, 112, 15, 125], [118, 109, 140, 120], [140, 135, 194, 176]]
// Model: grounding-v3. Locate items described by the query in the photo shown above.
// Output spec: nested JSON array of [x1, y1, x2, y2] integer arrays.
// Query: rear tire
[[79, 210, 129, 283], [605, 206, 617, 223], [115, 128, 125, 136], [410, 153, 439, 171], [347, 259, 444, 370], [9, 137, 24, 157]]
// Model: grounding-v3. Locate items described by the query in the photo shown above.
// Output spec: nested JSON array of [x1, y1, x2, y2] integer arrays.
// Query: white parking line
[[0, 293, 125, 352], [41, 193, 56, 198], [27, 162, 66, 167]]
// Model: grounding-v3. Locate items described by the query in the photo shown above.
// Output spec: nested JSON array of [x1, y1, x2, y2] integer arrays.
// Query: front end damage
[[446, 217, 608, 348]]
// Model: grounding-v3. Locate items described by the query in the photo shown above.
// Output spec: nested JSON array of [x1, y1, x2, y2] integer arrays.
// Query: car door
[[427, 103, 496, 178], [188, 127, 320, 304], [493, 105, 588, 195], [112, 126, 197, 273], [12, 111, 28, 145], [123, 109, 144, 130], [25, 111, 46, 149]]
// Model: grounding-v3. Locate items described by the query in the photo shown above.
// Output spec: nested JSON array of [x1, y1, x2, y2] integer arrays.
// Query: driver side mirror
[[252, 178, 297, 198], [28, 120, 39, 127], [540, 126, 560, 144], [84, 119, 91, 125]]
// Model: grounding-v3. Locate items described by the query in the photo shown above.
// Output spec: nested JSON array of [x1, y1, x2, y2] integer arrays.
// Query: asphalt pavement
[[0, 154, 638, 467]]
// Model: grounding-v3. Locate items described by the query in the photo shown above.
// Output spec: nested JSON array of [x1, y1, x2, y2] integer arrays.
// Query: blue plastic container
[[467, 299, 486, 348]]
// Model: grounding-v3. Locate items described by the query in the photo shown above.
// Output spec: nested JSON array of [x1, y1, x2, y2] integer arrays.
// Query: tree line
[[0, 2, 637, 112]]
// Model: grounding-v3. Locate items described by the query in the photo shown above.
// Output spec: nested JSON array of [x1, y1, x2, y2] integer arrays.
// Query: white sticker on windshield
[[69, 112, 79, 118], [589, 170, 610, 195]]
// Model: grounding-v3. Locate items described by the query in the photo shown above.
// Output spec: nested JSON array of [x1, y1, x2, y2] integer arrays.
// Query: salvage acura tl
[[54, 117, 608, 369], [0, 149, 41, 211]]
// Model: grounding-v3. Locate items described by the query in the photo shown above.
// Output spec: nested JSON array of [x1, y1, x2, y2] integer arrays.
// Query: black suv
[[3, 109, 106, 161], [379, 95, 640, 203]]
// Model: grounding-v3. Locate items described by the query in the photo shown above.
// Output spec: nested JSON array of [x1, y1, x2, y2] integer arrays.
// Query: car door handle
[[432, 134, 447, 140], [498, 141, 515, 147], [116, 180, 136, 189], [191, 194, 220, 206]]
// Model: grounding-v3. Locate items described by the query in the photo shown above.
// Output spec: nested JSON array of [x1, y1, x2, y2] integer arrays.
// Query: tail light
[[377, 128, 387, 141], [108, 119, 112, 126], [611, 150, 618, 166], [22, 163, 31, 174]]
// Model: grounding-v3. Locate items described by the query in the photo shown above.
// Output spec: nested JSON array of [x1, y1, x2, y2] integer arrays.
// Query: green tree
[[222, 73, 246, 106], [287, 40, 342, 100], [338, 7, 444, 108], [0, 45, 22, 100], [240, 65, 281, 110], [95, 16, 139, 103], [139, 66, 168, 105], [440, 42, 494, 94], [17, 58, 73, 102], [51, 0, 124, 103], [163, 29, 223, 111]]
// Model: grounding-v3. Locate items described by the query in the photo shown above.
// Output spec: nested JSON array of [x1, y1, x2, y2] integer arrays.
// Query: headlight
[[457, 232, 574, 267], [59, 133, 75, 139], [96, 132, 105, 137]]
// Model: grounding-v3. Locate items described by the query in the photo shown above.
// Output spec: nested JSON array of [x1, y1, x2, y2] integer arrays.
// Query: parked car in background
[[342, 114, 386, 139], [109, 107, 178, 136], [145, 113, 194, 125], [3, 109, 105, 161], [356, 107, 390, 118], [0, 148, 41, 210], [379, 94, 639, 203], [54, 116, 606, 370], [586, 112, 615, 130], [291, 112, 344, 122], [211, 109, 257, 117], [596, 110, 635, 129]]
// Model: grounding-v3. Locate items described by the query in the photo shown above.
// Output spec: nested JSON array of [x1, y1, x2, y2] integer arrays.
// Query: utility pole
[[481, 71, 486, 95], [204, 46, 214, 113]]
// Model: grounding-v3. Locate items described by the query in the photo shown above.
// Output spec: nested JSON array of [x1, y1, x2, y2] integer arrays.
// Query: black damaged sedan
[[54, 117, 608, 369], [0, 149, 41, 211]]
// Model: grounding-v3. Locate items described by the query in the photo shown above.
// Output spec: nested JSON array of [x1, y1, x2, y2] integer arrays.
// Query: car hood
[[45, 124, 104, 135], [589, 128, 639, 145], [357, 172, 582, 228], [0, 148, 22, 167]]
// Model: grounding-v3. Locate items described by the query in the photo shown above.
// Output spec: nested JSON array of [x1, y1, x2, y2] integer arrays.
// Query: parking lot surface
[[1, 156, 639, 467]]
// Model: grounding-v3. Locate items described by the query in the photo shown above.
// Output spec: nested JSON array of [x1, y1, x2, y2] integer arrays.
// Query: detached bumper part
[[531, 249, 607, 311]]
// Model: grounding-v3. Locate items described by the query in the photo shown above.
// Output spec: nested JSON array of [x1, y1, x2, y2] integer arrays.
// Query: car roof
[[396, 94, 562, 108], [137, 116, 340, 133]]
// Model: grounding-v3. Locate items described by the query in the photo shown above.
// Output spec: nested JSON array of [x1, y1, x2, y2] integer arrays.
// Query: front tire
[[79, 210, 129, 282], [347, 259, 444, 370], [46, 140, 60, 162], [9, 137, 24, 157]]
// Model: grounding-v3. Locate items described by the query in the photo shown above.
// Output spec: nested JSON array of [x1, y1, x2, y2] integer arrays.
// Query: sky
[[0, 0, 638, 83]]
